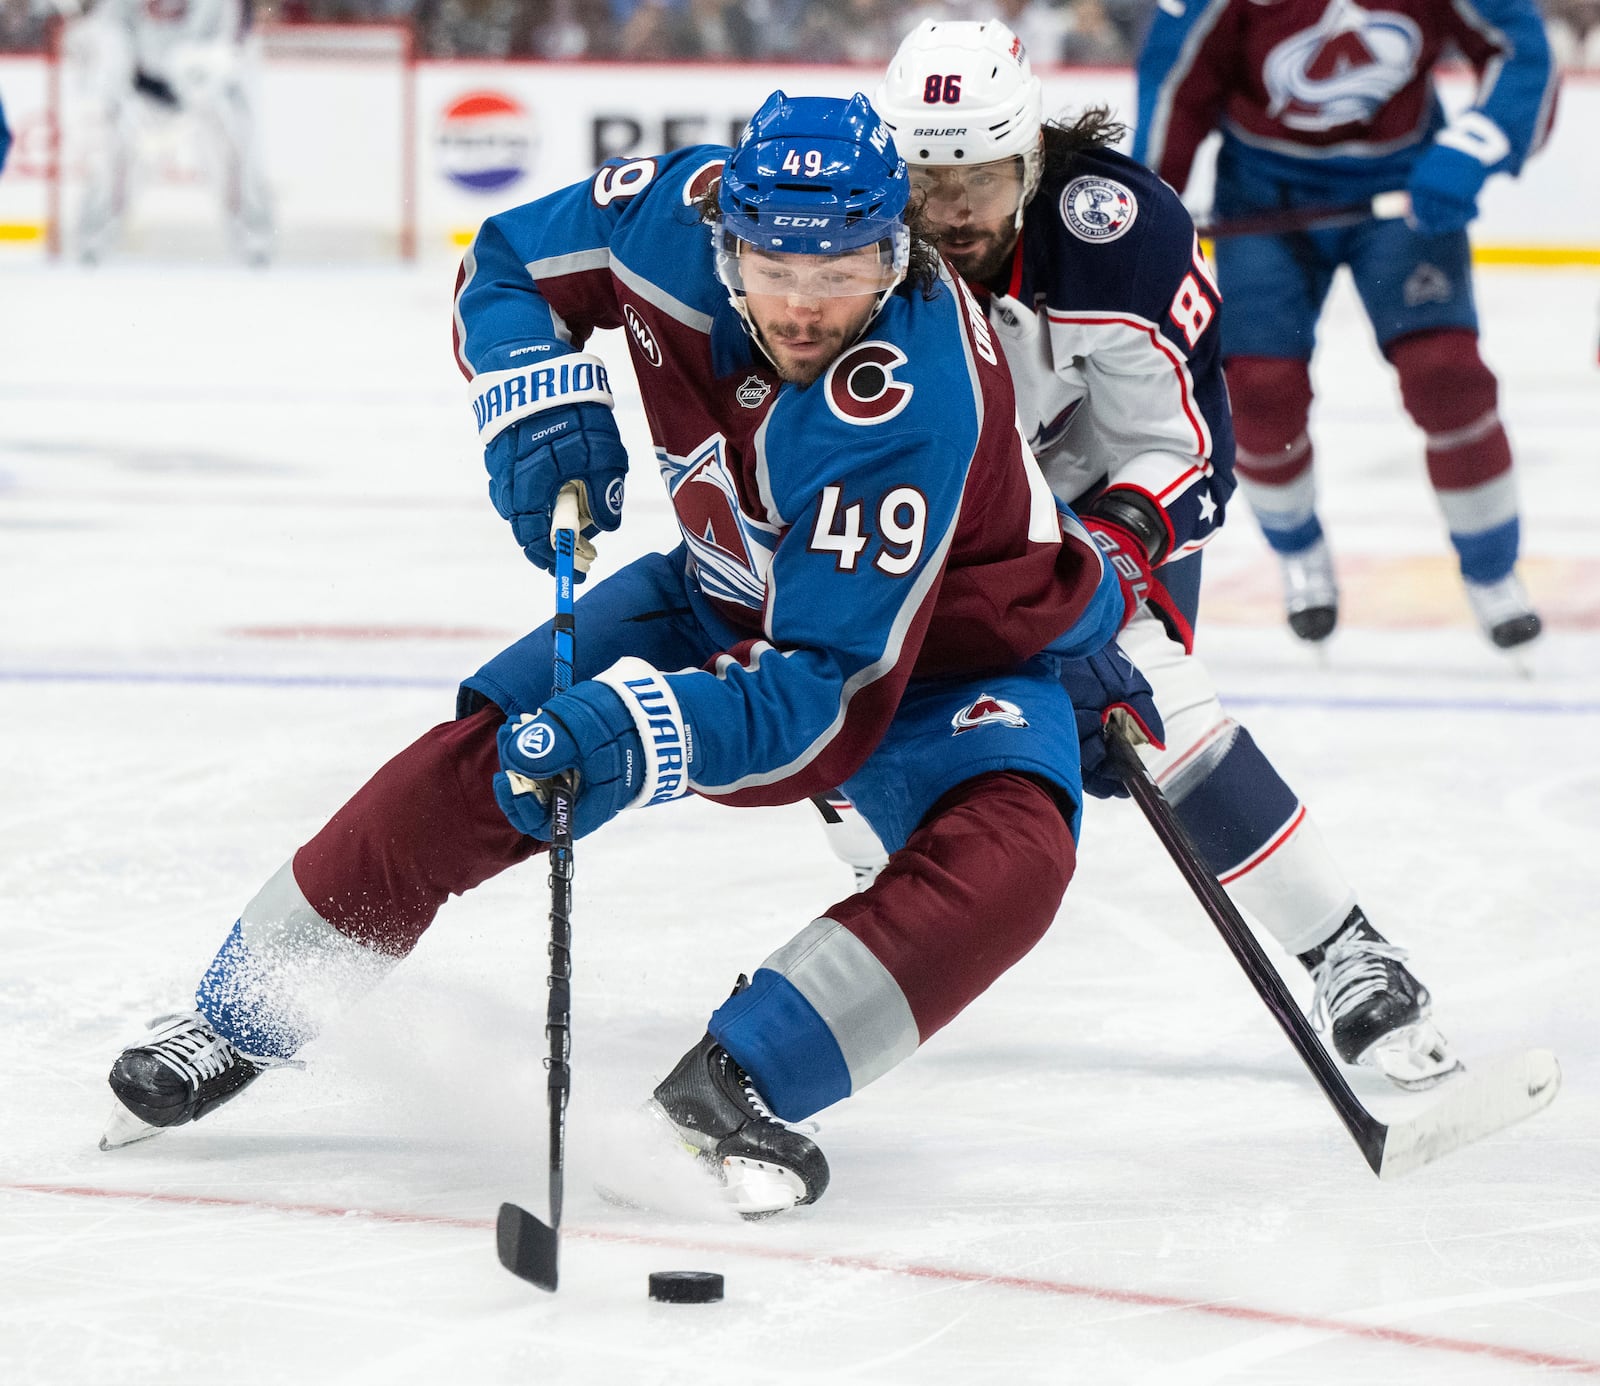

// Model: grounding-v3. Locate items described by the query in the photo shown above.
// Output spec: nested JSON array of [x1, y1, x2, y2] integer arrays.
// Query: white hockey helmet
[[874, 19, 1044, 220]]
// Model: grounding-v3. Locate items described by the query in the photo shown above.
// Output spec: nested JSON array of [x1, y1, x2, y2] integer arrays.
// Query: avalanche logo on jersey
[[825, 343, 914, 426], [1262, 0, 1423, 131], [950, 695, 1029, 734], [658, 435, 779, 610], [1060, 177, 1138, 243]]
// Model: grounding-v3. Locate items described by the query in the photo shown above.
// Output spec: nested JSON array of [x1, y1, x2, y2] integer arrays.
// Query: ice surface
[[2, 256, 1598, 1383]]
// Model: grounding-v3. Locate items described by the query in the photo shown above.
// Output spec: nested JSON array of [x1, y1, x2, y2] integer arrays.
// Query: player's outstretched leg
[[649, 993, 831, 1219], [101, 707, 536, 1150], [1389, 329, 1541, 650], [1225, 356, 1336, 642], [1120, 615, 1458, 1089]]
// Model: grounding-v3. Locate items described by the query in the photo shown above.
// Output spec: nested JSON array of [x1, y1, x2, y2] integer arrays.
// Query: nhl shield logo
[[736, 374, 773, 409], [951, 695, 1029, 734], [1060, 176, 1138, 244]]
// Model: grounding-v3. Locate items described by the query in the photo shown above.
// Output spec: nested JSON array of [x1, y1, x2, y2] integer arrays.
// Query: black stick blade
[[496, 1201, 559, 1291]]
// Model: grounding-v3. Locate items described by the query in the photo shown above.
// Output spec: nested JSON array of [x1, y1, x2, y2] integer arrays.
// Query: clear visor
[[908, 158, 1028, 224], [717, 230, 909, 301]]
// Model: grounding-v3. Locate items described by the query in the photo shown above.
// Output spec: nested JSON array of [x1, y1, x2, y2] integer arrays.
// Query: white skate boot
[[1279, 538, 1339, 643], [1464, 570, 1542, 650]]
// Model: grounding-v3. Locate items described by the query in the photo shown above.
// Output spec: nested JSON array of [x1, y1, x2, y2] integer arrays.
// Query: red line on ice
[[6, 1181, 1596, 1373]]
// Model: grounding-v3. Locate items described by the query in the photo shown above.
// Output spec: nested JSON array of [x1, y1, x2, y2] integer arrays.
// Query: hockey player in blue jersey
[[99, 91, 1155, 1216], [865, 18, 1459, 1089], [0, 90, 11, 176], [1134, 0, 1556, 650]]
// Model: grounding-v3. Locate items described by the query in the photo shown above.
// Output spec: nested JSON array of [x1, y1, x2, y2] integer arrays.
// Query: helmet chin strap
[[718, 238, 909, 372], [1013, 138, 1045, 234]]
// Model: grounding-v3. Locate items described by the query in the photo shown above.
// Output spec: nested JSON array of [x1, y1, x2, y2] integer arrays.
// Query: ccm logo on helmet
[[825, 343, 914, 426], [772, 215, 832, 228]]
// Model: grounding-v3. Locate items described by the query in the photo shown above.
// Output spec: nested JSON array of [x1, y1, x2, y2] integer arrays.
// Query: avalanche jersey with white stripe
[[1134, 0, 1557, 194], [982, 145, 1235, 562], [453, 145, 1117, 809]]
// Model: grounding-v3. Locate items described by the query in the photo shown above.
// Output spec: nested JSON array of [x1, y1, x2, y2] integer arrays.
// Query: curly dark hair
[[1040, 106, 1129, 182], [693, 178, 942, 298]]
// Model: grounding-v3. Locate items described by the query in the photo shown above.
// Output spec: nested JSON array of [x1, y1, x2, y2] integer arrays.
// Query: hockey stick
[[1195, 190, 1411, 240], [496, 485, 582, 1291], [1103, 719, 1560, 1178]]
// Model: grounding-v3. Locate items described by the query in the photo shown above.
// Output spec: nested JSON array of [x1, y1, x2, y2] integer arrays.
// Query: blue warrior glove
[[1058, 641, 1165, 801], [1406, 113, 1509, 236], [471, 351, 627, 580], [485, 403, 628, 579], [494, 661, 691, 841]]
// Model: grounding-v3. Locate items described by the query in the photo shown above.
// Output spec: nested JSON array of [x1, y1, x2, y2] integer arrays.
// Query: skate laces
[[1308, 935, 1411, 1034], [730, 1059, 820, 1136], [143, 1012, 303, 1079], [142, 1013, 240, 1083]]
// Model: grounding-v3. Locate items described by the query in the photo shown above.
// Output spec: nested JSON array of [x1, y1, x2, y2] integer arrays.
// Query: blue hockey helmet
[[715, 91, 912, 334], [719, 90, 909, 255]]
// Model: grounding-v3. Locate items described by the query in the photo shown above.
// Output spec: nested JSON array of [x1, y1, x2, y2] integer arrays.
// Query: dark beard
[[937, 230, 1015, 288]]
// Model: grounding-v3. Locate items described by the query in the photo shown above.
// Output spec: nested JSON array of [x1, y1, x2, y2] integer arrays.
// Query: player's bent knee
[[1388, 329, 1498, 431], [828, 771, 1075, 1040], [1224, 356, 1313, 458]]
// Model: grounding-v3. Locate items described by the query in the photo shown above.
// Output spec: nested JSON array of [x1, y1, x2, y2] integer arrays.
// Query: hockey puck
[[647, 1270, 724, 1304]]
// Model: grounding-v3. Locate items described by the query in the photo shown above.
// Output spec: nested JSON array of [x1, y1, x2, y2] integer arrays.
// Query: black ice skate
[[648, 1029, 830, 1218], [100, 1012, 289, 1151], [1298, 909, 1461, 1091], [1279, 538, 1339, 642]]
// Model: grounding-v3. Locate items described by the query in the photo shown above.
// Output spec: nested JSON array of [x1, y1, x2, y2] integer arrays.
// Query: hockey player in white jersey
[[865, 19, 1459, 1090], [73, 0, 272, 263]]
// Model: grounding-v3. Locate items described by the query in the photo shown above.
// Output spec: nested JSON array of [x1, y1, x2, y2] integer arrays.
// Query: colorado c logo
[[824, 343, 914, 426], [682, 157, 726, 206]]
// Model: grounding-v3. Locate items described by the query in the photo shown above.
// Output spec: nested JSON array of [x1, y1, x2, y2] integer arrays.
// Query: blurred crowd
[[0, 0, 1597, 67]]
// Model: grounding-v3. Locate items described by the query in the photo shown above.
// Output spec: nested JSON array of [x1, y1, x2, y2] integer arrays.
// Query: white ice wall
[[0, 51, 1595, 256]]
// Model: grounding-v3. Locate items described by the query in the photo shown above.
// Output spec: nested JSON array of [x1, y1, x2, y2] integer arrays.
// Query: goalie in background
[[72, 0, 273, 264]]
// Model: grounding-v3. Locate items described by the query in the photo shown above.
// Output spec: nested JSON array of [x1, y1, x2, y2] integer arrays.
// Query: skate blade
[[608, 1101, 805, 1219], [99, 1100, 164, 1152], [720, 1156, 807, 1219], [1360, 1019, 1464, 1092]]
